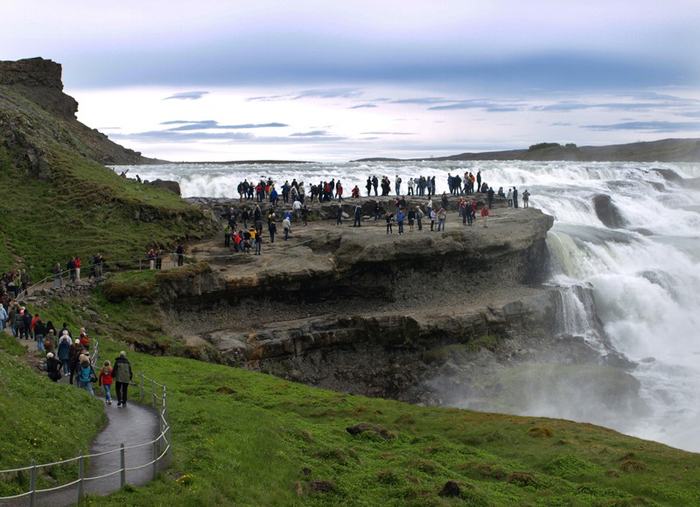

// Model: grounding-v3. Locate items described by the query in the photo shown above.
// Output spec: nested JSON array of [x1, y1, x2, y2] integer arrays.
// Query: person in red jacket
[[98, 360, 114, 405], [74, 257, 82, 283], [481, 205, 490, 228]]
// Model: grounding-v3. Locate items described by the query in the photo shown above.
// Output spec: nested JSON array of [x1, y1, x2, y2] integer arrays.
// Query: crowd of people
[[217, 171, 533, 250]]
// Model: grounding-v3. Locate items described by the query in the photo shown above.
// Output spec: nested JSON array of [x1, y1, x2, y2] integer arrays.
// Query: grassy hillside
[[8, 295, 700, 506], [0, 87, 211, 278], [0, 342, 105, 497]]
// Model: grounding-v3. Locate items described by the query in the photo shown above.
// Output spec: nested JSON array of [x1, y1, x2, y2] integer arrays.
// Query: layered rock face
[[0, 57, 78, 119], [148, 204, 601, 402], [0, 57, 158, 165]]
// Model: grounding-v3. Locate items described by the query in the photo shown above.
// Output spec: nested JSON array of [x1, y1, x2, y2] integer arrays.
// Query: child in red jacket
[[98, 360, 114, 405]]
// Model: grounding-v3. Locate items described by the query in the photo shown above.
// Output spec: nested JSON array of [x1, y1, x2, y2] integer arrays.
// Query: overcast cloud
[[2, 0, 699, 161]]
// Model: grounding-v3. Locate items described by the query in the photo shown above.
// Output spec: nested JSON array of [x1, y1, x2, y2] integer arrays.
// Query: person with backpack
[[99, 360, 114, 405], [57, 332, 71, 375], [76, 356, 96, 395], [112, 351, 133, 408]]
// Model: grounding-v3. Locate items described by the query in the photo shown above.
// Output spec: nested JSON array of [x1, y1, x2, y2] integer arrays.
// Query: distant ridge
[[356, 138, 700, 163]]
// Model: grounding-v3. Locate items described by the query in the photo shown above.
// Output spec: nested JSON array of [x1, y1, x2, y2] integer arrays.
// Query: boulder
[[593, 194, 625, 229], [150, 179, 181, 196]]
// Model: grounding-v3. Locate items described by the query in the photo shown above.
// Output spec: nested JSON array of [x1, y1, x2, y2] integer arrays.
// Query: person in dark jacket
[[46, 353, 62, 382], [112, 351, 133, 408]]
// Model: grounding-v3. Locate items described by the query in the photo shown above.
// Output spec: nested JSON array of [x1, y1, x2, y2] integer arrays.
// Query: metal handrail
[[0, 369, 171, 505]]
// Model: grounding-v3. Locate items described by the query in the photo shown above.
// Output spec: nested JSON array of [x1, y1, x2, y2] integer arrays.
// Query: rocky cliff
[[0, 57, 159, 165], [100, 199, 633, 409]]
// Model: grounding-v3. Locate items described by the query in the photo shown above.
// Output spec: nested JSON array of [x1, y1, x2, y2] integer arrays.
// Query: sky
[[3, 0, 700, 161]]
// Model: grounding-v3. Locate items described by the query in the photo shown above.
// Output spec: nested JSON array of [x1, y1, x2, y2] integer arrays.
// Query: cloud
[[159, 120, 288, 131], [360, 131, 416, 135], [349, 104, 378, 109], [164, 91, 209, 100], [293, 88, 363, 99], [582, 121, 700, 132], [290, 130, 329, 137], [111, 130, 345, 144], [550, 122, 572, 126], [533, 94, 700, 112]]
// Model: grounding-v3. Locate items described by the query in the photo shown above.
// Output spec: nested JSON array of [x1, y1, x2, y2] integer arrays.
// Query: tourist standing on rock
[[397, 210, 405, 234], [336, 204, 343, 225], [523, 190, 530, 208], [416, 205, 424, 231], [407, 207, 415, 232], [372, 175, 379, 196], [507, 188, 513, 207], [481, 205, 490, 227], [283, 216, 292, 240], [487, 187, 495, 209], [75, 257, 82, 283], [353, 204, 363, 227], [513, 187, 519, 208], [224, 224, 232, 247], [366, 177, 372, 196], [426, 198, 434, 217], [437, 207, 447, 231], [430, 209, 436, 231], [385, 212, 394, 234], [395, 175, 402, 196], [112, 351, 133, 407], [99, 360, 114, 405], [269, 220, 277, 243]]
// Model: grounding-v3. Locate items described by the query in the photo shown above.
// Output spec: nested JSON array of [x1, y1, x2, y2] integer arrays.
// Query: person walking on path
[[46, 352, 62, 382], [99, 360, 114, 405], [112, 351, 133, 408], [58, 332, 71, 375], [76, 357, 96, 395], [53, 262, 63, 289]]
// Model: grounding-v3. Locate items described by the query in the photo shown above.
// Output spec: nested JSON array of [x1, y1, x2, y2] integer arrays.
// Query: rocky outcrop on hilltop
[[0, 57, 160, 165]]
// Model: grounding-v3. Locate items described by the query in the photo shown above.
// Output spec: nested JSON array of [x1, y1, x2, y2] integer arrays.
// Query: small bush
[[527, 427, 554, 438]]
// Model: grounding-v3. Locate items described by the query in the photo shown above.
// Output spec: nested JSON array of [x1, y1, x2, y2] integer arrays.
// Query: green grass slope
[[0, 87, 211, 278], [9, 295, 700, 507], [0, 343, 105, 497]]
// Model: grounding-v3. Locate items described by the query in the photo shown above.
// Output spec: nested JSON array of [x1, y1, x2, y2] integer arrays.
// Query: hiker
[[46, 352, 62, 382], [76, 356, 96, 395], [112, 351, 133, 407], [57, 332, 72, 375], [99, 360, 114, 405]]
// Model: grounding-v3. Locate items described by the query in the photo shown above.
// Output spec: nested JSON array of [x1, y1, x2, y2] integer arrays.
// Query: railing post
[[152, 440, 158, 479], [140, 373, 144, 402], [152, 380, 157, 408], [166, 423, 172, 463], [78, 451, 84, 502], [29, 460, 36, 507], [120, 444, 126, 489]]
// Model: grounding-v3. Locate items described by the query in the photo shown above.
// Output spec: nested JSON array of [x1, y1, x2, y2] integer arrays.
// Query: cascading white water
[[115, 159, 700, 451]]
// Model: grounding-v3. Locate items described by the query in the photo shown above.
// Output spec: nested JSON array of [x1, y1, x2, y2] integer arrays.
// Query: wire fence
[[0, 338, 171, 506]]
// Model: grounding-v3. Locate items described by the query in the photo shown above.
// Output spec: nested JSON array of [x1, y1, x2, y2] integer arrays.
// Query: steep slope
[[0, 59, 212, 277]]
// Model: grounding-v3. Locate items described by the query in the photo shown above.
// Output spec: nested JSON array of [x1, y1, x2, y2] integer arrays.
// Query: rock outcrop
[[0, 57, 161, 165]]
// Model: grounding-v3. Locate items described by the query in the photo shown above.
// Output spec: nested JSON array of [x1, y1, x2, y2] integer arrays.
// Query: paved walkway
[[1, 333, 161, 506]]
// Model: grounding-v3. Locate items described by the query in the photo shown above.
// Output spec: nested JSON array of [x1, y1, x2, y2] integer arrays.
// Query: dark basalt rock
[[593, 194, 625, 229]]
